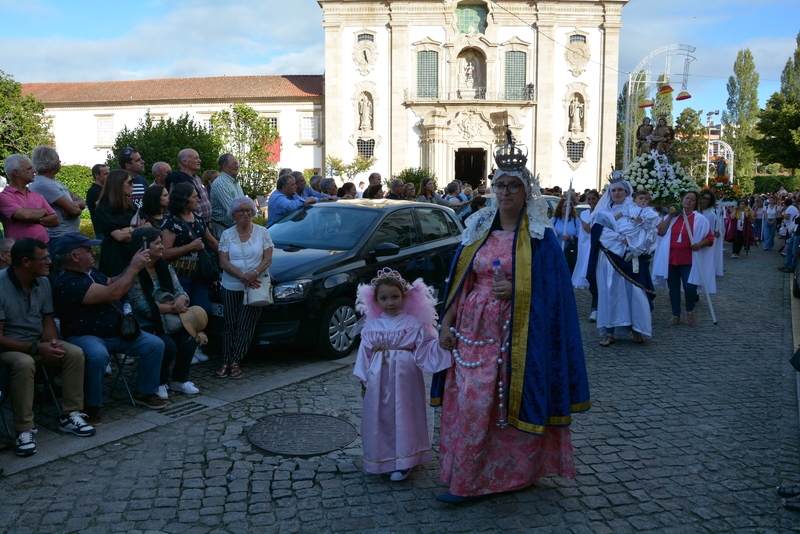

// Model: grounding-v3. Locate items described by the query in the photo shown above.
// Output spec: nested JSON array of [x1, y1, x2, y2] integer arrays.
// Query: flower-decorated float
[[620, 150, 699, 205]]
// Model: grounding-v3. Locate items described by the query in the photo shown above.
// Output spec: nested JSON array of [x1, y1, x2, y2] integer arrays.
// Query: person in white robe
[[652, 191, 715, 326]]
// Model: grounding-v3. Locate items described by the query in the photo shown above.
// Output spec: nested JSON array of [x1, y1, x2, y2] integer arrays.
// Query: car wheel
[[317, 297, 359, 359]]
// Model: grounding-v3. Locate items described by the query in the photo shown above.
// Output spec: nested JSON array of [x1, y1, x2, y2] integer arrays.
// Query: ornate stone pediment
[[565, 30, 590, 77], [352, 29, 378, 76]]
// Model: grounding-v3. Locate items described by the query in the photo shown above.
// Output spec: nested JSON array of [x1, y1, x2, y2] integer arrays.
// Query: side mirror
[[373, 242, 400, 257]]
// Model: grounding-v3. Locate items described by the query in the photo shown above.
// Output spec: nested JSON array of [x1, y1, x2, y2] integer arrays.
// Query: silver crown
[[369, 267, 409, 290], [495, 129, 528, 171], [609, 170, 625, 183]]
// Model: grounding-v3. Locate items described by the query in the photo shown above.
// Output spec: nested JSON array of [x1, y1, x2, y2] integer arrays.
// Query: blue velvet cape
[[430, 211, 590, 435]]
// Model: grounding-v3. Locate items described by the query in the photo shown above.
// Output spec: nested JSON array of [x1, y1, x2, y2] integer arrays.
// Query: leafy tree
[[393, 167, 437, 196], [327, 154, 376, 182], [781, 31, 800, 100], [673, 107, 706, 179], [106, 112, 221, 182], [750, 92, 800, 174], [0, 70, 53, 169], [723, 49, 760, 177], [58, 164, 94, 219], [616, 72, 647, 168], [651, 74, 673, 125], [211, 103, 279, 198]]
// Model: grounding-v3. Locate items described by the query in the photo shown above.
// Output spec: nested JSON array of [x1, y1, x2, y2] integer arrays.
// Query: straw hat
[[180, 306, 208, 344]]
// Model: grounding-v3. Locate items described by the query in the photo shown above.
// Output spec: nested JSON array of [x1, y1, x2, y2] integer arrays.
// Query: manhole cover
[[248, 414, 357, 457]]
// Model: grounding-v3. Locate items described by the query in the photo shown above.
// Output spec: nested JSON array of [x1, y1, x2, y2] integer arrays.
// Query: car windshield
[[268, 206, 381, 249]]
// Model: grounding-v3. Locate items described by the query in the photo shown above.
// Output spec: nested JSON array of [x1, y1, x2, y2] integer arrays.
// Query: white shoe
[[191, 355, 200, 365], [155, 384, 169, 400], [390, 469, 411, 481], [588, 310, 597, 322], [170, 381, 200, 395], [194, 347, 209, 362], [104, 364, 112, 377]]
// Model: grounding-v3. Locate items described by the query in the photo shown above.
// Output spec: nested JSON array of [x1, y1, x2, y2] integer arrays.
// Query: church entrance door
[[454, 148, 485, 188]]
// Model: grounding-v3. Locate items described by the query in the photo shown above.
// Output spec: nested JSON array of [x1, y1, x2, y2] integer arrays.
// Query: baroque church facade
[[22, 0, 628, 192], [319, 0, 628, 191]]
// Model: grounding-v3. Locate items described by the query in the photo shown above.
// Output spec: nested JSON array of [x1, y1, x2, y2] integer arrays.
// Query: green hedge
[[751, 175, 800, 194], [58, 164, 94, 219]]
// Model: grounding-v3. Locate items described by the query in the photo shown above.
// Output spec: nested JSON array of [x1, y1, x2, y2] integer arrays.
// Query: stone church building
[[320, 0, 627, 191], [23, 0, 628, 192]]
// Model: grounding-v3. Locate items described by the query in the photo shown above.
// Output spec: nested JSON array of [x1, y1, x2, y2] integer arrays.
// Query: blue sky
[[0, 0, 797, 121]]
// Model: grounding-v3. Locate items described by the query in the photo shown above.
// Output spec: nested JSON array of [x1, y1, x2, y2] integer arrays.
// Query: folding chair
[[108, 353, 136, 407], [37, 365, 62, 418]]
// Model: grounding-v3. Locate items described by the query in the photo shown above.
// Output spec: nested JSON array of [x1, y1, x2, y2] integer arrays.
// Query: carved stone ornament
[[565, 34, 590, 77], [352, 39, 378, 76], [459, 112, 483, 140]]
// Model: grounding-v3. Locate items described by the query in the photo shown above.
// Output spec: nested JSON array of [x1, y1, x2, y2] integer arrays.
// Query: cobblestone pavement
[[2, 243, 800, 533]]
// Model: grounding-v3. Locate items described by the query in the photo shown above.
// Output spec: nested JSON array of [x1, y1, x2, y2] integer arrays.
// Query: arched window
[[417, 51, 439, 99], [456, 5, 487, 34], [358, 34, 374, 42], [504, 51, 526, 101], [569, 35, 587, 43]]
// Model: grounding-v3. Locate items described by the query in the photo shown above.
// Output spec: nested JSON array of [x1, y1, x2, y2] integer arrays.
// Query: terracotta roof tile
[[21, 75, 324, 104]]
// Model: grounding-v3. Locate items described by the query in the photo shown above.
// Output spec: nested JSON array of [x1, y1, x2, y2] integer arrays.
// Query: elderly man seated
[[267, 173, 316, 226], [0, 238, 95, 457], [52, 232, 166, 424]]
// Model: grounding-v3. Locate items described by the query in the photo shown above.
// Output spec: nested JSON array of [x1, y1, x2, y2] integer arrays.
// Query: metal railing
[[404, 87, 536, 103]]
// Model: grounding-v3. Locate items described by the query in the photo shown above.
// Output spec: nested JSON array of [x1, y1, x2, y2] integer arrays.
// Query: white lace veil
[[461, 137, 551, 246]]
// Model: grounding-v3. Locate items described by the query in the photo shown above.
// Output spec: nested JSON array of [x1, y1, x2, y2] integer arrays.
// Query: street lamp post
[[705, 110, 719, 186]]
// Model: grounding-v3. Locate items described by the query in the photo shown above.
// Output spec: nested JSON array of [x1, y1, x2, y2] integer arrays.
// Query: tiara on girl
[[370, 267, 409, 289]]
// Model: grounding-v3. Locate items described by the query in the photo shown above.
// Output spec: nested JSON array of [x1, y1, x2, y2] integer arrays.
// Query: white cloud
[[0, 0, 325, 83]]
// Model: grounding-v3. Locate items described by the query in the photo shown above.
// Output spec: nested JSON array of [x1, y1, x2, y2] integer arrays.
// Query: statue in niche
[[569, 96, 584, 133], [358, 94, 373, 131], [464, 62, 475, 86]]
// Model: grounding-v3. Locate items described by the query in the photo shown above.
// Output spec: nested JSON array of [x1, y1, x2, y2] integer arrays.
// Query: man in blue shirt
[[267, 174, 316, 226], [294, 171, 335, 201]]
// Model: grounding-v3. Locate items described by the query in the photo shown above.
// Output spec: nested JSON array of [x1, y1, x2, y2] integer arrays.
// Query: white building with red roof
[[22, 75, 324, 173]]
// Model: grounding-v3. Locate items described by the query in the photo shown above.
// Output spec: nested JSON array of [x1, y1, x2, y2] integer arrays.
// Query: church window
[[357, 139, 375, 158], [566, 140, 585, 163], [417, 51, 439, 99], [504, 51, 526, 101], [569, 35, 587, 43], [358, 34, 374, 42], [456, 5, 487, 34], [301, 116, 318, 140]]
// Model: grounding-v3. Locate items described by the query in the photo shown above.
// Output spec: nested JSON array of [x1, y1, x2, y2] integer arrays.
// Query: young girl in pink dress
[[354, 268, 452, 481]]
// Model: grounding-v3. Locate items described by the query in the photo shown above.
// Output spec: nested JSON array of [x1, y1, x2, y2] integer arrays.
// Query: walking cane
[[681, 210, 718, 325]]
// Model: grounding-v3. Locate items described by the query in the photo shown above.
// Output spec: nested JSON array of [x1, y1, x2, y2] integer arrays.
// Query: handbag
[[238, 239, 273, 306], [176, 214, 221, 284], [120, 311, 141, 342], [154, 291, 186, 334]]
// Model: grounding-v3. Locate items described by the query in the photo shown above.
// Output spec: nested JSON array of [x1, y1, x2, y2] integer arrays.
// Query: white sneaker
[[390, 469, 411, 481], [59, 412, 96, 437], [155, 384, 169, 400], [170, 381, 200, 395], [191, 355, 200, 365], [588, 310, 597, 322], [194, 347, 209, 362], [105, 364, 112, 377], [14, 429, 37, 456]]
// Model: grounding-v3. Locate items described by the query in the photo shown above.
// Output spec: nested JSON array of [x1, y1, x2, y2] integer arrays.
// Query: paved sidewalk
[[1, 243, 800, 533]]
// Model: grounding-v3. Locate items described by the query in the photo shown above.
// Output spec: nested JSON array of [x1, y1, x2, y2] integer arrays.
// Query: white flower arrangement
[[620, 151, 699, 203]]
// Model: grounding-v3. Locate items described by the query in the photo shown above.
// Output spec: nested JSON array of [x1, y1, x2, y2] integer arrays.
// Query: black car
[[209, 199, 464, 359]]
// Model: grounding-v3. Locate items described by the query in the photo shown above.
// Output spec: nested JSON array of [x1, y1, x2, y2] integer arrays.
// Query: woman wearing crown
[[431, 132, 590, 503], [586, 174, 656, 346]]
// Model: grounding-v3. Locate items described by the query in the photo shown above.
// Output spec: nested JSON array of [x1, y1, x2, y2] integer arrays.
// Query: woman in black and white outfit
[[217, 196, 273, 379]]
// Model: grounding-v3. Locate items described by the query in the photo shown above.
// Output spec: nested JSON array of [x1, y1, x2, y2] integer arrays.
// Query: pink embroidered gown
[[439, 231, 575, 496], [354, 311, 452, 474]]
